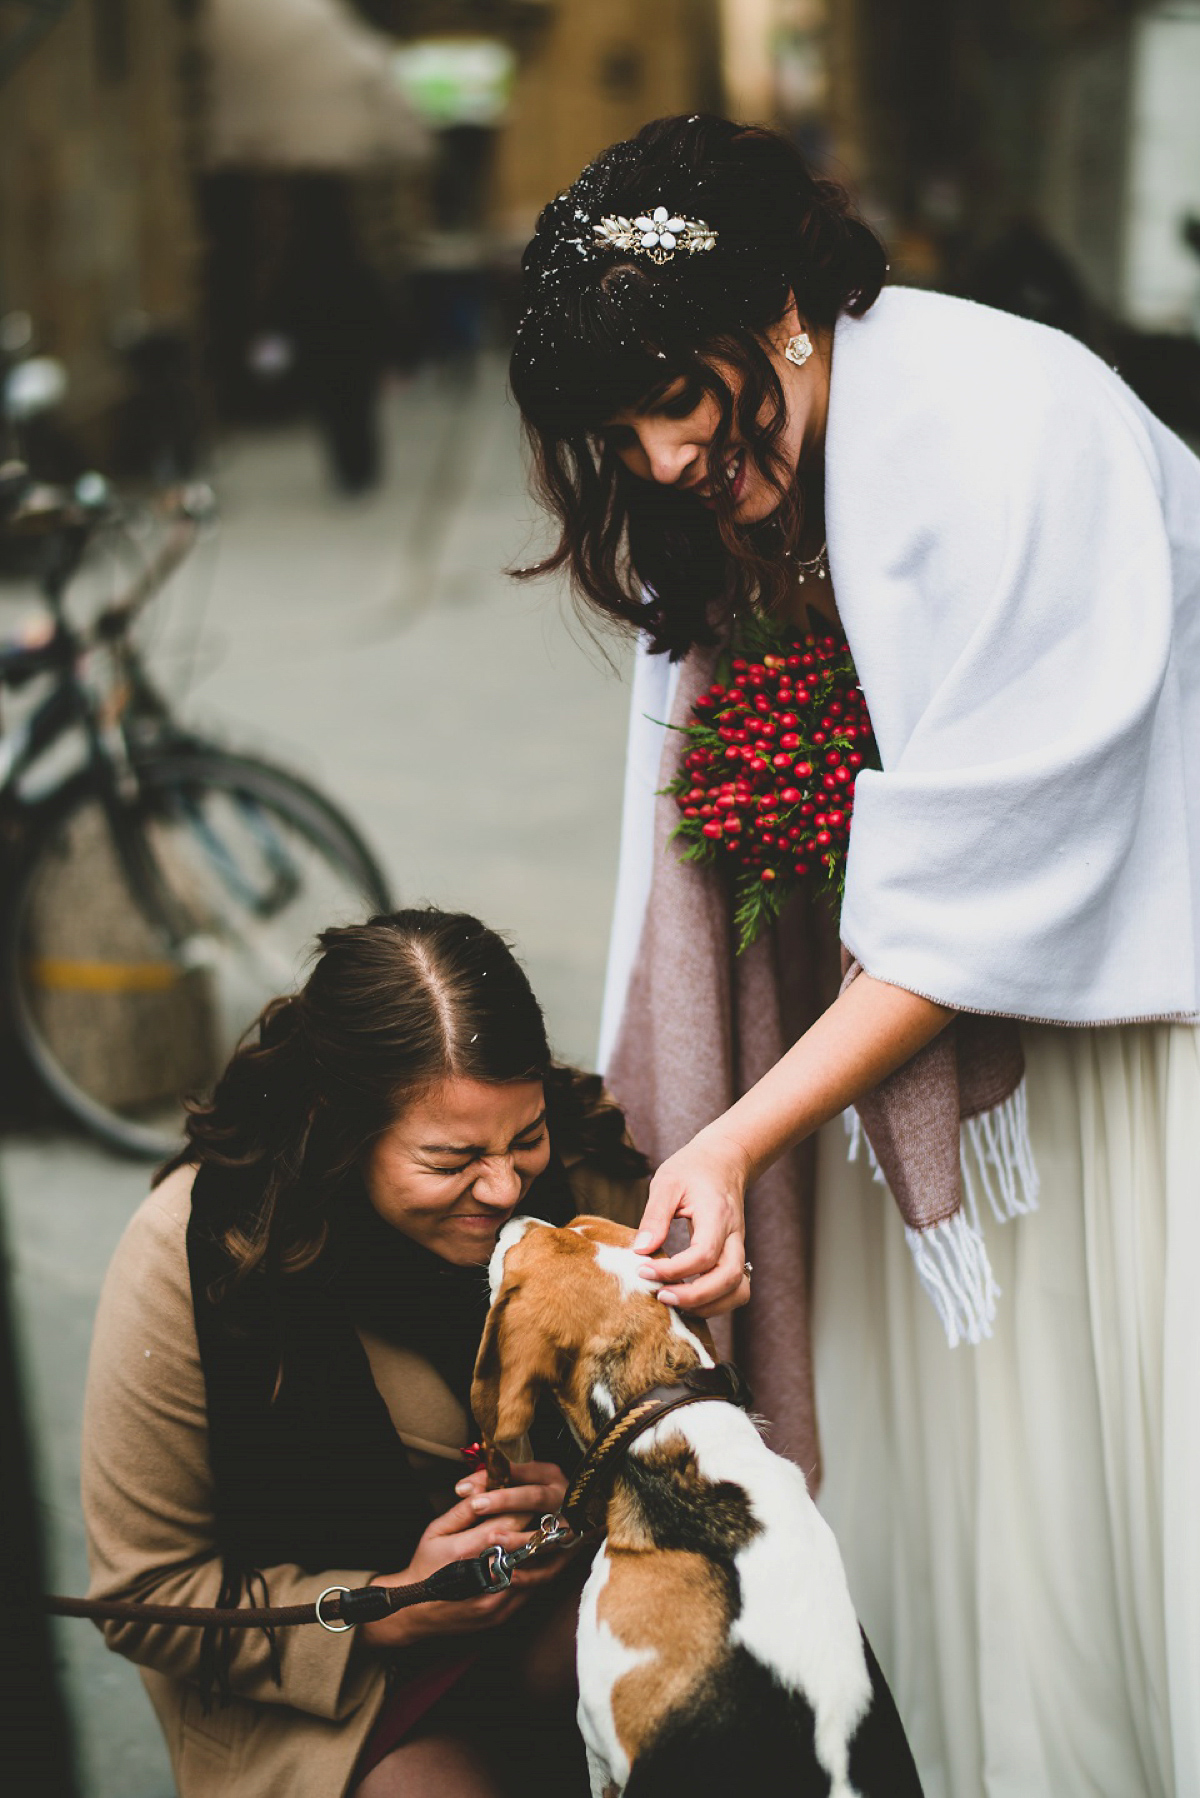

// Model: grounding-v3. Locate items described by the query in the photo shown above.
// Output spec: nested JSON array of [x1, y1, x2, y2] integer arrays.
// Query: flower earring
[[784, 331, 813, 368]]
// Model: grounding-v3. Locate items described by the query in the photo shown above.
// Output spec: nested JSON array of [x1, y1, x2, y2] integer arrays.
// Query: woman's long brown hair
[[159, 908, 646, 1297], [509, 115, 887, 658]]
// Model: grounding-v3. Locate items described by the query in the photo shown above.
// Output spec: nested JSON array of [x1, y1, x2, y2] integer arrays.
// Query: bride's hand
[[632, 1130, 753, 1317]]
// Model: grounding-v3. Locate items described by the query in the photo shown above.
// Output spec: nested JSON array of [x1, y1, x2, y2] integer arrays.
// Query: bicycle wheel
[[6, 755, 393, 1157]]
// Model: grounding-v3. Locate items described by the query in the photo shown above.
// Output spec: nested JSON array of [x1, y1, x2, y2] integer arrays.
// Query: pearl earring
[[784, 331, 813, 368]]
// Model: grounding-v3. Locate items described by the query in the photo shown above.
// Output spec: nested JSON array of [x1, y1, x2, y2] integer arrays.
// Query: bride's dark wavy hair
[[158, 907, 646, 1294], [510, 114, 886, 657]]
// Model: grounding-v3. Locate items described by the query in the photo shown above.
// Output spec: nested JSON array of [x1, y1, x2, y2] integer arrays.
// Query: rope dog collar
[[561, 1361, 753, 1535]]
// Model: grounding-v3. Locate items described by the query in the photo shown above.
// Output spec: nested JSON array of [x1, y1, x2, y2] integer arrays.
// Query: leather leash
[[36, 1516, 571, 1634], [33, 1363, 752, 1631], [561, 1361, 753, 1534]]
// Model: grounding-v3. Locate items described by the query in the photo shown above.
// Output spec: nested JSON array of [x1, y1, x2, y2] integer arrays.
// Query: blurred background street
[[0, 0, 1198, 1791], [3, 358, 632, 1796]]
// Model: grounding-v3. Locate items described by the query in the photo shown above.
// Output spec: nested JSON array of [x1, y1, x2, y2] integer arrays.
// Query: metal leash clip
[[483, 1514, 574, 1590]]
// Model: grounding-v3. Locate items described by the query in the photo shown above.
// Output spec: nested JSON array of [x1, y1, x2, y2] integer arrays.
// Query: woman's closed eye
[[656, 374, 704, 418], [597, 375, 706, 451], [425, 1128, 546, 1176]]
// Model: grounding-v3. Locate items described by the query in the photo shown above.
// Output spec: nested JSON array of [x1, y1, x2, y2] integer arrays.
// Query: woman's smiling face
[[598, 305, 830, 525], [366, 1077, 551, 1265]]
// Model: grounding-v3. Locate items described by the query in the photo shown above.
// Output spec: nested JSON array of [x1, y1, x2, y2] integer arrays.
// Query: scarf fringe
[[904, 1212, 1000, 1347], [960, 1082, 1040, 1228], [845, 1081, 1040, 1347], [843, 1106, 888, 1185]]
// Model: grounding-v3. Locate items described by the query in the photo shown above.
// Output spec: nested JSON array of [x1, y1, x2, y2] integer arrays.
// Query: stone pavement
[[2, 357, 634, 1795]]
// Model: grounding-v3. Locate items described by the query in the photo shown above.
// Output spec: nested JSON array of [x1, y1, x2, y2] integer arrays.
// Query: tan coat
[[82, 1158, 646, 1798]]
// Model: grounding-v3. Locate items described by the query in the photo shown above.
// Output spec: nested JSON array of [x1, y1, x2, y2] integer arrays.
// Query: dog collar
[[561, 1361, 753, 1535]]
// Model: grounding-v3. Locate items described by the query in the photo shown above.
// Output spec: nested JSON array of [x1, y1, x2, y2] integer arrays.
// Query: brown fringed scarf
[[605, 647, 1039, 1487]]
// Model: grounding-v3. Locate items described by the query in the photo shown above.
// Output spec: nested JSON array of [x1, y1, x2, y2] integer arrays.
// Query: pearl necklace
[[787, 540, 829, 583]]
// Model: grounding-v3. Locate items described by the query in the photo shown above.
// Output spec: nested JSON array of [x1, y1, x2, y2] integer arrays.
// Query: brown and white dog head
[[470, 1214, 715, 1477]]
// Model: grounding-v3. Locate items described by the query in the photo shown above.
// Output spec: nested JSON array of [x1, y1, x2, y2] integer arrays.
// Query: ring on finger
[[743, 1260, 753, 1280]]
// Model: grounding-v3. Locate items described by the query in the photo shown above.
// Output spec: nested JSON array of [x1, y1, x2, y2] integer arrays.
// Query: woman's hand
[[633, 1128, 753, 1317], [629, 977, 954, 1317], [361, 1462, 573, 1650]]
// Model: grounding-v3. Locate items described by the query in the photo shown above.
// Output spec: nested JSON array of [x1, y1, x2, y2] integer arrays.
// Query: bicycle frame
[[0, 493, 215, 949]]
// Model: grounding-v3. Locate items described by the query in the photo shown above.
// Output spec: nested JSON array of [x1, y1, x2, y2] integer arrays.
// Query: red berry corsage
[[664, 625, 876, 951]]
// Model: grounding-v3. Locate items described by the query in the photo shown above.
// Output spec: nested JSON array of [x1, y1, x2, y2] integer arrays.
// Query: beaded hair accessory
[[592, 205, 718, 266]]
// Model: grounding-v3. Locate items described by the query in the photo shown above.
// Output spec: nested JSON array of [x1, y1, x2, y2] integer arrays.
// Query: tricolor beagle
[[472, 1214, 923, 1798]]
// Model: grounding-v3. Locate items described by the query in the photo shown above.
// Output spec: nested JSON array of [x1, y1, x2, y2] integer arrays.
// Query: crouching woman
[[81, 909, 650, 1798]]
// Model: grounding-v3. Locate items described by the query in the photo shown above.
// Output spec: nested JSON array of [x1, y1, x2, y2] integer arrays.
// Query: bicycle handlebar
[[0, 634, 66, 689], [0, 476, 214, 544], [0, 478, 93, 538], [0, 480, 213, 673], [0, 460, 32, 520]]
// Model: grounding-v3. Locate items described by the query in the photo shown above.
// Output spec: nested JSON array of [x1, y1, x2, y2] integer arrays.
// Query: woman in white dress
[[509, 115, 1200, 1798]]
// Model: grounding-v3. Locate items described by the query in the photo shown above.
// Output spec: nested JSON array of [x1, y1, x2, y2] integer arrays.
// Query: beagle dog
[[472, 1214, 923, 1798]]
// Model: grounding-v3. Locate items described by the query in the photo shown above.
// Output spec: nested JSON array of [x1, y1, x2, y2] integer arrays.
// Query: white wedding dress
[[813, 1022, 1200, 1798]]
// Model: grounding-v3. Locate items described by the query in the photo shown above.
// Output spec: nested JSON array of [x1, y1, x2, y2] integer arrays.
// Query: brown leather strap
[[562, 1361, 753, 1533], [43, 1590, 372, 1628], [37, 1548, 510, 1630], [38, 1369, 754, 1622]]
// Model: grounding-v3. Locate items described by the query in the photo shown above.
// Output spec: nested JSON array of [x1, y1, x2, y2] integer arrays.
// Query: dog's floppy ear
[[472, 1264, 562, 1467]]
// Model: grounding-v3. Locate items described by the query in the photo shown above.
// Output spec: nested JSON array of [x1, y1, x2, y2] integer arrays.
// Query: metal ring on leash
[[315, 1585, 352, 1632]]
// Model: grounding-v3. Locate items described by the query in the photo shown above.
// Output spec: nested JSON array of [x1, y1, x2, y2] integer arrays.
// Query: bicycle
[[0, 465, 392, 1157]]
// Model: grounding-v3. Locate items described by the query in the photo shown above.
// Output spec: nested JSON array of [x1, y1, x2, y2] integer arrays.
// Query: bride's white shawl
[[832, 287, 1200, 1024], [601, 286, 1200, 1066]]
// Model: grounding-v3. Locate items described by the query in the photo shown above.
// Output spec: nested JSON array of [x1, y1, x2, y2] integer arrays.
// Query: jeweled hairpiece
[[592, 205, 717, 266]]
